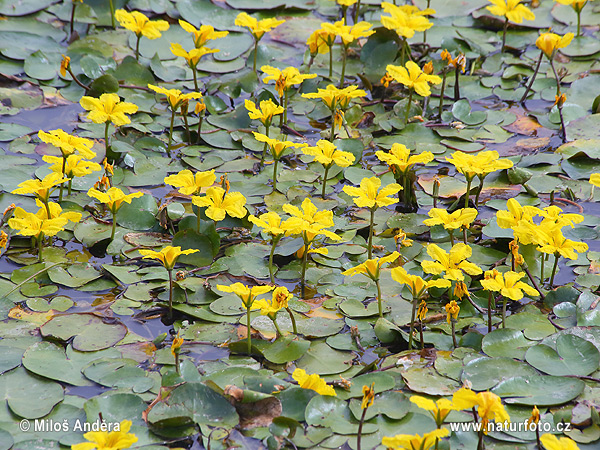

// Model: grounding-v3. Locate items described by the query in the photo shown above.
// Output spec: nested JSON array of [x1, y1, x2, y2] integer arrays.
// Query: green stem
[[342, 5, 348, 24], [548, 58, 562, 96], [175, 353, 180, 375], [408, 295, 417, 349], [269, 235, 281, 284], [104, 122, 110, 158], [111, 211, 117, 241], [354, 0, 361, 23], [400, 38, 406, 64], [474, 175, 485, 207], [70, 2, 76, 39], [279, 96, 284, 128], [330, 111, 336, 142], [261, 125, 270, 165], [253, 39, 258, 73], [301, 240, 309, 299], [487, 291, 493, 333], [167, 109, 175, 157], [423, 0, 430, 43], [135, 35, 141, 61], [329, 45, 333, 79], [272, 317, 283, 338], [196, 116, 203, 144], [477, 429, 484, 450], [454, 66, 460, 101], [549, 253, 559, 288], [462, 227, 468, 245], [59, 156, 66, 201], [286, 306, 298, 334], [502, 296, 507, 328], [405, 89, 413, 125], [68, 179, 72, 197], [520, 51, 544, 103], [357, 408, 367, 450], [321, 165, 331, 198], [464, 177, 472, 209], [168, 269, 173, 319], [246, 304, 253, 355], [192, 66, 199, 92], [576, 10, 581, 37], [109, 0, 115, 29], [448, 230, 455, 246], [273, 158, 279, 191], [438, 71, 447, 117], [37, 232, 44, 263], [375, 278, 383, 318], [501, 17, 508, 53], [451, 319, 457, 347], [340, 44, 347, 88], [368, 207, 375, 259], [540, 252, 545, 285], [284, 91, 289, 123]]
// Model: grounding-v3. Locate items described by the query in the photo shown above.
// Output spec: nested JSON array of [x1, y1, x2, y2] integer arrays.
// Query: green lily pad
[[40, 314, 127, 351], [461, 356, 538, 391], [452, 99, 488, 126], [262, 336, 311, 364], [492, 375, 584, 406], [295, 342, 352, 375], [481, 328, 534, 359], [525, 334, 600, 376], [0, 367, 63, 419]]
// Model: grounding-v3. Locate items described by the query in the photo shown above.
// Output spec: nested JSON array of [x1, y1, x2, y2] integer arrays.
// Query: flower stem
[[261, 125, 270, 165], [253, 39, 258, 73], [501, 17, 508, 52], [454, 67, 461, 101], [329, 45, 333, 78], [405, 89, 413, 125], [464, 178, 472, 209], [448, 230, 455, 246], [451, 319, 458, 348], [408, 295, 417, 349], [269, 235, 281, 283], [109, 0, 115, 29], [135, 35, 141, 61], [520, 51, 543, 103], [419, 318, 424, 349], [474, 175, 485, 207], [354, 0, 361, 23], [487, 292, 493, 333], [340, 44, 347, 88], [286, 307, 298, 334], [175, 353, 180, 375], [111, 211, 117, 241], [462, 227, 468, 244], [321, 165, 330, 198], [272, 317, 283, 338], [301, 241, 309, 299], [556, 96, 567, 143], [59, 156, 67, 201], [104, 122, 110, 158], [37, 233, 44, 263], [271, 159, 279, 190], [183, 111, 192, 145], [342, 5, 348, 24], [167, 109, 175, 157], [576, 10, 581, 37], [196, 115, 203, 144], [168, 269, 173, 318], [375, 278, 383, 318], [284, 91, 289, 123], [330, 111, 336, 142], [68, 179, 72, 197], [192, 66, 199, 92], [246, 304, 253, 355], [368, 207, 375, 259], [548, 59, 562, 96], [67, 67, 90, 91], [70, 2, 76, 38], [540, 253, 545, 285], [356, 408, 367, 450], [549, 253, 560, 288], [502, 296, 507, 328]]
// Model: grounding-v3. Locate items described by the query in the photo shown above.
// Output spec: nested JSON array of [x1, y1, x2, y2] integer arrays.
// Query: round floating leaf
[[298, 316, 345, 338], [22, 341, 94, 387], [26, 296, 73, 312], [24, 50, 62, 81], [116, 194, 158, 231], [339, 298, 384, 318], [40, 313, 127, 351], [0, 0, 58, 15], [0, 367, 64, 419], [172, 229, 216, 267], [83, 358, 155, 393], [262, 337, 311, 364], [305, 395, 346, 427], [279, 387, 318, 422], [295, 342, 352, 375], [461, 356, 538, 391], [525, 334, 600, 376], [452, 99, 488, 125], [0, 123, 32, 141], [84, 392, 148, 424], [481, 328, 534, 359], [402, 367, 460, 396], [492, 375, 584, 406]]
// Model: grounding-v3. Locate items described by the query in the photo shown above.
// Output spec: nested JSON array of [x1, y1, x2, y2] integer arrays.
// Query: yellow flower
[[391, 266, 451, 297], [553, 93, 567, 108], [445, 300, 460, 323], [148, 84, 203, 110], [446, 150, 513, 182], [0, 231, 7, 252], [12, 173, 68, 204], [170, 42, 219, 67], [60, 54, 70, 77], [216, 282, 274, 308], [540, 434, 581, 450], [307, 28, 336, 55], [536, 32, 574, 58], [590, 173, 600, 188], [235, 12, 285, 40], [164, 169, 216, 196], [509, 240, 525, 266], [380, 72, 394, 88], [533, 225, 588, 260], [261, 66, 317, 99], [8, 202, 80, 238], [302, 84, 366, 111], [87, 187, 144, 214], [554, 0, 588, 13], [321, 20, 374, 46], [38, 129, 95, 159], [302, 140, 355, 169], [417, 300, 428, 320], [71, 419, 138, 450], [343, 176, 402, 209], [80, 93, 138, 127], [526, 406, 540, 427], [253, 132, 306, 160], [249, 211, 288, 237], [342, 252, 399, 281], [441, 49, 466, 73], [192, 186, 247, 222], [38, 200, 81, 223], [496, 198, 541, 230], [410, 395, 458, 427], [382, 428, 449, 450], [539, 205, 583, 228], [452, 388, 510, 434], [195, 100, 206, 115], [421, 243, 483, 281], [380, 2, 435, 39], [362, 383, 375, 409], [423, 208, 478, 231], [292, 368, 337, 396], [252, 286, 292, 318], [395, 229, 413, 248], [375, 143, 433, 174], [486, 0, 535, 23], [42, 154, 102, 179], [139, 246, 199, 270], [179, 20, 228, 48], [171, 332, 184, 357], [336, 0, 357, 5], [245, 99, 284, 127], [386, 61, 442, 97], [282, 198, 341, 242], [114, 9, 169, 39]]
